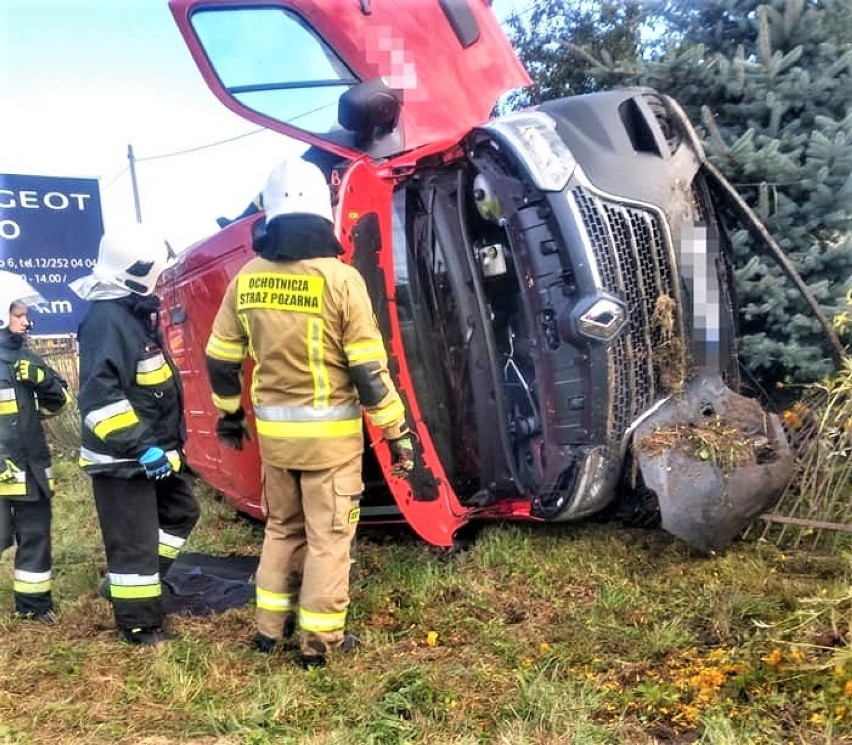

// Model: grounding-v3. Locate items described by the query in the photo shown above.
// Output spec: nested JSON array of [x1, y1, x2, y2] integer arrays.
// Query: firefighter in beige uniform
[[206, 157, 414, 668]]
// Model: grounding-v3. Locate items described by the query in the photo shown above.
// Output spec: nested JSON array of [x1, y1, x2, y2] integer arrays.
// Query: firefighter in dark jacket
[[0, 271, 71, 620], [206, 157, 415, 668], [69, 224, 200, 645]]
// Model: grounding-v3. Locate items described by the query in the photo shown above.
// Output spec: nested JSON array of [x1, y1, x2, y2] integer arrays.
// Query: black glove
[[14, 359, 50, 388], [216, 409, 250, 450], [387, 429, 415, 479]]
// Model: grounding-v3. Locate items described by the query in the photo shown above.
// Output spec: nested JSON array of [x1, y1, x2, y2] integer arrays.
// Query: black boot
[[298, 633, 360, 669], [252, 632, 278, 654], [253, 614, 297, 654], [299, 654, 327, 670], [16, 608, 56, 624], [119, 626, 173, 646]]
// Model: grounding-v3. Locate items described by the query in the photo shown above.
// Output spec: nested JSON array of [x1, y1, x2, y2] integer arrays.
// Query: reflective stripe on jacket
[[206, 256, 407, 470]]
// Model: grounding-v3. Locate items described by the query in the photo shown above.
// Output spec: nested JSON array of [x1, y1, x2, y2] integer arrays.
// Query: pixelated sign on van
[[0, 173, 104, 336]]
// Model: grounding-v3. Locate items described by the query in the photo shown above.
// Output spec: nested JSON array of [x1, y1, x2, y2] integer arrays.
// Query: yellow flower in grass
[[763, 648, 783, 666], [688, 667, 728, 703], [844, 680, 852, 698], [425, 630, 438, 647], [782, 400, 809, 430], [672, 704, 700, 727], [789, 649, 806, 663]]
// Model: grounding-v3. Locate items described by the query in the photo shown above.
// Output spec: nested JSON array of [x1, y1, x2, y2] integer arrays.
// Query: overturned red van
[[161, 0, 795, 553]]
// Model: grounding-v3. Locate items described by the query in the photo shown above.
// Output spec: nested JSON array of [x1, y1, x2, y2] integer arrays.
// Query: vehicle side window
[[191, 8, 358, 136]]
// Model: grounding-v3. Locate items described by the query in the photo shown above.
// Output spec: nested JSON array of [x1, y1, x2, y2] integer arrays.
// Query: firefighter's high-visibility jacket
[[76, 295, 185, 477], [206, 255, 407, 470], [0, 333, 71, 500]]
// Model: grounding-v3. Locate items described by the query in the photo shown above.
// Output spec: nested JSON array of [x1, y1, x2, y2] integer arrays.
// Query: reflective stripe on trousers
[[14, 568, 51, 594], [108, 572, 162, 599], [158, 529, 186, 560]]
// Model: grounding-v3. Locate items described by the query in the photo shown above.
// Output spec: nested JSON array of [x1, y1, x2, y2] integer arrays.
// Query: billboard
[[0, 173, 103, 336]]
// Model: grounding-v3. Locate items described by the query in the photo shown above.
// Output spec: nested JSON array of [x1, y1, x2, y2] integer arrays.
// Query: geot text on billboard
[[0, 173, 103, 336]]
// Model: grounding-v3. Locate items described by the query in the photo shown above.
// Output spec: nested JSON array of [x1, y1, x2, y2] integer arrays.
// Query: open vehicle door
[[168, 0, 530, 160]]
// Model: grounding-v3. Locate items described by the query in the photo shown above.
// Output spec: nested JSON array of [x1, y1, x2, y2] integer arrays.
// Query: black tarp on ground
[[161, 552, 259, 616]]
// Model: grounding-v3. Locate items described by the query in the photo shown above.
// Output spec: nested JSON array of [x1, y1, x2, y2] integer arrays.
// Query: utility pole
[[127, 143, 142, 223]]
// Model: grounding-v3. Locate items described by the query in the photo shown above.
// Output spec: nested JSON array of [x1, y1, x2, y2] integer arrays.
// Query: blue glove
[[139, 447, 173, 480]]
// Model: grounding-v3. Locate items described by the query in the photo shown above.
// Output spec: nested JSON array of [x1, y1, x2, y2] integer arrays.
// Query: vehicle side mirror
[[338, 78, 401, 142]]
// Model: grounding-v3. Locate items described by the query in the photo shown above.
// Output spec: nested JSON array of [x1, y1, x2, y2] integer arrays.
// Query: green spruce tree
[[636, 0, 852, 381], [504, 1, 647, 107]]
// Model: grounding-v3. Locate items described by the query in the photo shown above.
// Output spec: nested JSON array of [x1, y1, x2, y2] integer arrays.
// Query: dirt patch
[[635, 395, 773, 473]]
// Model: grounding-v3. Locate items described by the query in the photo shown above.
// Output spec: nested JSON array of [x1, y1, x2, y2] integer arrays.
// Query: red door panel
[[337, 159, 468, 547]]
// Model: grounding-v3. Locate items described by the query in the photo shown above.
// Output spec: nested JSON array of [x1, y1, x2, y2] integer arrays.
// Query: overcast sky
[[1, 0, 523, 251]]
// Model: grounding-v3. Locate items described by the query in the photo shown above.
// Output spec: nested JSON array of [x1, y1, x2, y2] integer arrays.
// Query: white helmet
[[263, 157, 333, 224], [92, 223, 176, 296], [0, 271, 45, 329]]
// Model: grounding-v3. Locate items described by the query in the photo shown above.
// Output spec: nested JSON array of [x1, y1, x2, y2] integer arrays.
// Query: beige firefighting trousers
[[255, 454, 362, 657]]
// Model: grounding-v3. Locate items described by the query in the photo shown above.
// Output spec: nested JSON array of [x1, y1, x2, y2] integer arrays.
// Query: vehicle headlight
[[485, 112, 576, 192]]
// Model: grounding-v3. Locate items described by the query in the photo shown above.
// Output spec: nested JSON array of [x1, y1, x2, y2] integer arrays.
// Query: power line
[[135, 127, 266, 163], [100, 165, 129, 191]]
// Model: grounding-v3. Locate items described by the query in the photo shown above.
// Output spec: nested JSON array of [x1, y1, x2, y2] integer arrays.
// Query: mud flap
[[633, 376, 794, 554]]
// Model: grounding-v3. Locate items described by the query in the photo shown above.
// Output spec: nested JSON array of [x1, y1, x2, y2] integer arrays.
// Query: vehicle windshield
[[190, 7, 358, 135]]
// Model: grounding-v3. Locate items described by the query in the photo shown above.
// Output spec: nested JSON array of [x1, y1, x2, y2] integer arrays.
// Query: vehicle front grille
[[570, 186, 685, 448]]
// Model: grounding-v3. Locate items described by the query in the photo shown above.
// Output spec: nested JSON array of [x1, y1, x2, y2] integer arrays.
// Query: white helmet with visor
[[0, 270, 45, 329], [91, 223, 176, 296]]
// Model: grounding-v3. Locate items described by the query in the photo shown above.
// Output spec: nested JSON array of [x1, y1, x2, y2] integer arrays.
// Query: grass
[[764, 354, 852, 551], [1, 460, 852, 744]]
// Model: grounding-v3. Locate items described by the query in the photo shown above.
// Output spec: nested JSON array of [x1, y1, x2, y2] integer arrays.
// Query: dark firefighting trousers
[[92, 472, 199, 632], [255, 454, 362, 657], [1, 492, 52, 616]]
